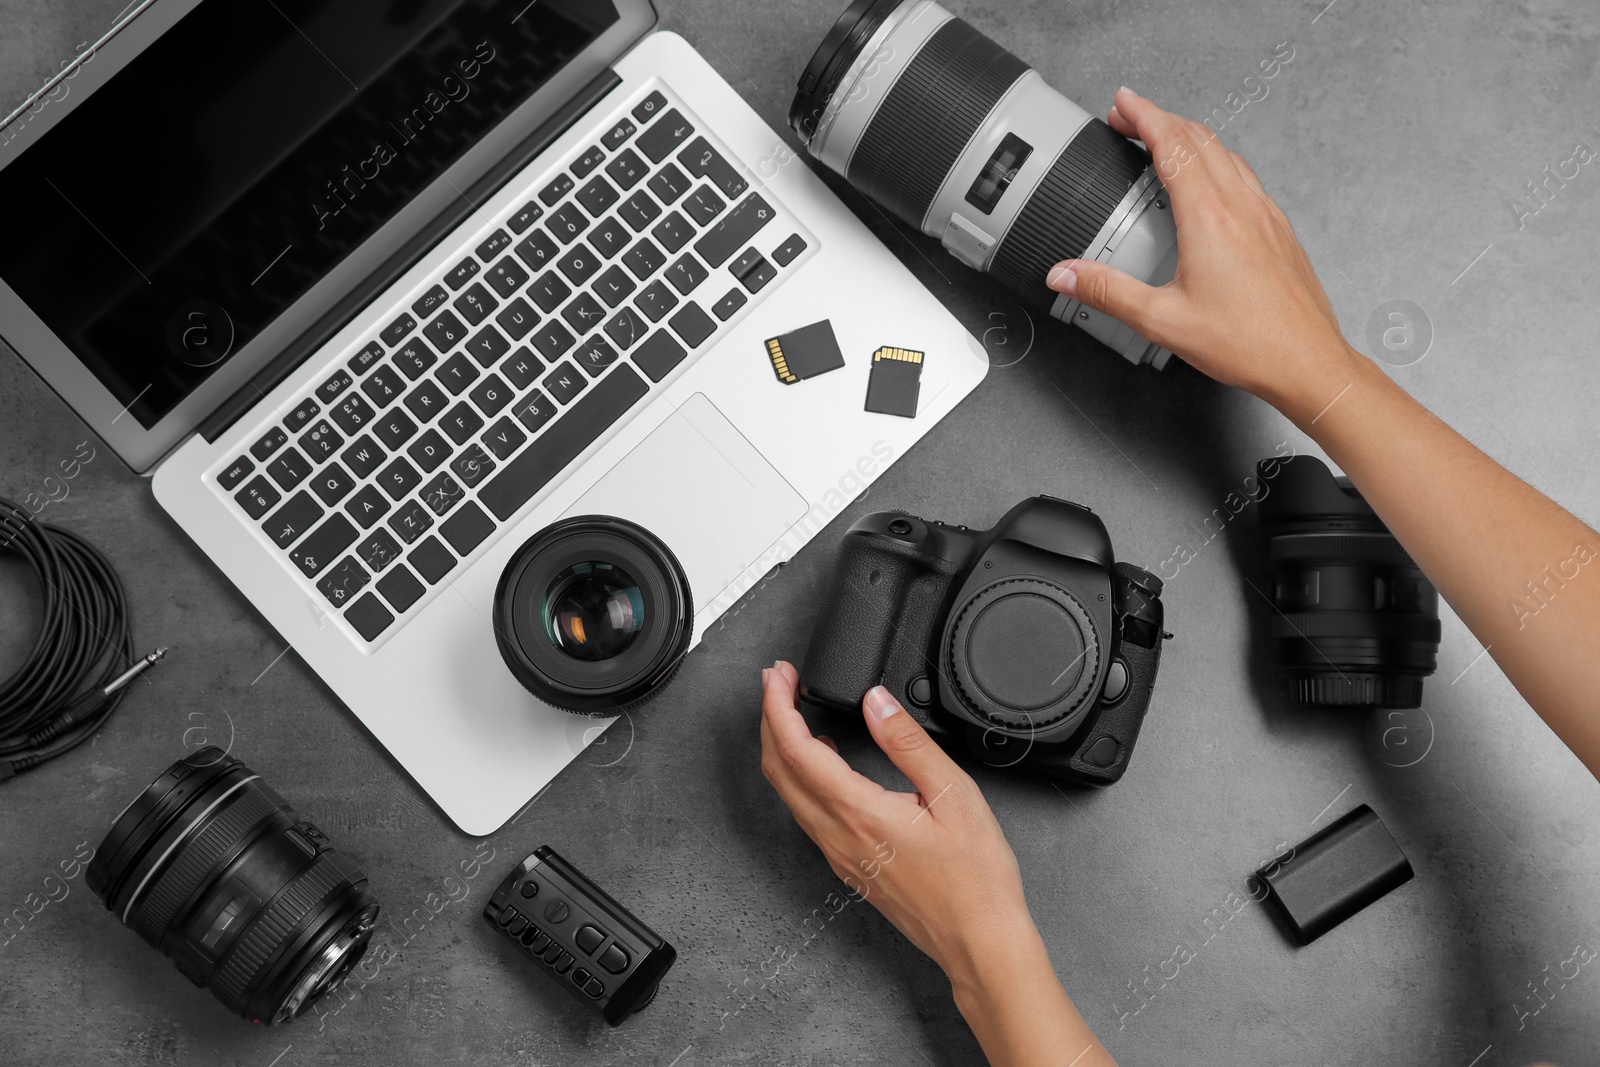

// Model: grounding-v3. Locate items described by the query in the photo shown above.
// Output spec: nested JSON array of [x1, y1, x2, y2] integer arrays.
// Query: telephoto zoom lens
[[86, 749, 380, 1024], [791, 0, 1178, 368], [1257, 457, 1441, 709]]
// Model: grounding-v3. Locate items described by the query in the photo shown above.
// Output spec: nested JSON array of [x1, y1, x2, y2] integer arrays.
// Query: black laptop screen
[[0, 0, 617, 428]]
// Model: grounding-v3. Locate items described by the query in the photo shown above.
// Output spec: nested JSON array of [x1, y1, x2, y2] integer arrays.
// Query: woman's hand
[[759, 661, 1115, 1067], [1046, 86, 1361, 423]]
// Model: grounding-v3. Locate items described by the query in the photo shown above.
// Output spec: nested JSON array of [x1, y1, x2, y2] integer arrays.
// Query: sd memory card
[[864, 346, 923, 418], [765, 320, 845, 384]]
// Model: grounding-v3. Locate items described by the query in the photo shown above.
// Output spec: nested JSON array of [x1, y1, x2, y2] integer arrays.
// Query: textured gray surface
[[3, 1, 1600, 1064]]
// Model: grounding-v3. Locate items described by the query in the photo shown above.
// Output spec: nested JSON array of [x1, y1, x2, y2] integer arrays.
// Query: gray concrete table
[[4, 1, 1599, 1064]]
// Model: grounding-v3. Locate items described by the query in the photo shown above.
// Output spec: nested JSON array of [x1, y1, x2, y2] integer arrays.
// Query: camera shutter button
[[888, 518, 914, 535]]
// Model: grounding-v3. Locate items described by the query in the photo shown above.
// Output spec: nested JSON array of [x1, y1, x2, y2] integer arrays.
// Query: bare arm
[[1050, 88, 1600, 777]]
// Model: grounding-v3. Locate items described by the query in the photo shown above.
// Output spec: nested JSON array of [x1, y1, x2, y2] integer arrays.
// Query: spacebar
[[479, 365, 650, 522]]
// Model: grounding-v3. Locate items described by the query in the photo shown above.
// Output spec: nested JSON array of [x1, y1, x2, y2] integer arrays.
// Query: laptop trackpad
[[563, 393, 806, 615]]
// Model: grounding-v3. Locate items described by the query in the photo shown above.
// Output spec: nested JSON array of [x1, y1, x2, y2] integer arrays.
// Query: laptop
[[0, 0, 988, 834]]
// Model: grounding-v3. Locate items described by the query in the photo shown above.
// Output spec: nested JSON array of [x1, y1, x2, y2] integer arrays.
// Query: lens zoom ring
[[129, 787, 282, 945], [989, 119, 1150, 311], [211, 851, 345, 1009], [1275, 611, 1443, 642], [847, 18, 1028, 227]]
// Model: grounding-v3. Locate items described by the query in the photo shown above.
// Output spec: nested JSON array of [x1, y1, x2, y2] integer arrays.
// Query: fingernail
[[1046, 262, 1078, 296], [762, 667, 771, 686], [1118, 85, 1138, 98], [773, 659, 783, 670], [865, 686, 902, 720]]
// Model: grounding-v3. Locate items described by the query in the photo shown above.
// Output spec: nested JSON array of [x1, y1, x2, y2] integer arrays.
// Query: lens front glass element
[[543, 562, 647, 662]]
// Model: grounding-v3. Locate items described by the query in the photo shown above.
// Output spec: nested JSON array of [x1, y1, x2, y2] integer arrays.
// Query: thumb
[[862, 686, 965, 802], [1046, 258, 1166, 340]]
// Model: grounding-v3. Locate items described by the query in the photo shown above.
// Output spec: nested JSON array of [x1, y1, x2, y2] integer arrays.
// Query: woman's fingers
[[859, 686, 971, 813], [759, 661, 884, 810]]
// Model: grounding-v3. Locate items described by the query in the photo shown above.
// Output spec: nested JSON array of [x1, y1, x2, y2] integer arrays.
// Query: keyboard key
[[381, 312, 416, 347], [344, 593, 394, 641], [589, 217, 631, 259], [507, 201, 544, 234], [604, 307, 649, 350], [345, 484, 392, 529], [420, 471, 466, 516], [445, 258, 481, 290], [573, 336, 620, 377], [632, 330, 688, 383], [476, 228, 514, 261], [407, 429, 452, 472], [602, 118, 636, 150], [652, 212, 695, 253], [349, 340, 386, 376], [593, 265, 636, 307], [573, 144, 607, 179], [729, 246, 764, 279], [604, 148, 648, 190], [410, 536, 456, 584], [403, 380, 449, 422], [356, 528, 402, 573], [679, 137, 748, 198], [638, 110, 693, 163], [515, 230, 560, 272], [773, 232, 808, 266], [285, 397, 321, 432], [388, 500, 434, 543], [310, 462, 357, 506], [528, 270, 573, 314], [263, 491, 321, 548], [576, 175, 620, 217], [453, 283, 498, 326], [341, 435, 387, 479], [531, 320, 576, 362], [634, 280, 679, 323], [501, 349, 544, 390], [218, 456, 254, 491], [482, 416, 528, 459], [330, 393, 376, 435], [451, 444, 496, 487], [479, 366, 650, 522], [440, 401, 484, 445], [669, 301, 716, 349], [648, 163, 691, 205], [540, 173, 575, 206], [251, 426, 288, 461], [374, 409, 418, 450], [632, 90, 667, 124], [267, 447, 313, 490], [316, 557, 370, 608], [424, 310, 469, 352], [495, 297, 538, 341], [411, 284, 450, 319], [441, 501, 495, 555], [436, 352, 480, 396], [392, 337, 438, 380], [622, 237, 666, 280], [712, 287, 747, 321], [682, 187, 726, 226], [556, 243, 601, 286], [696, 193, 774, 268], [289, 514, 358, 579], [547, 203, 589, 244], [543, 361, 586, 405], [619, 190, 662, 232], [467, 324, 511, 368], [511, 390, 556, 435], [360, 365, 406, 410], [742, 257, 777, 293], [376, 565, 425, 613], [235, 476, 280, 519], [377, 456, 422, 500], [485, 256, 531, 300], [665, 253, 709, 295], [561, 292, 608, 334], [469, 373, 514, 416]]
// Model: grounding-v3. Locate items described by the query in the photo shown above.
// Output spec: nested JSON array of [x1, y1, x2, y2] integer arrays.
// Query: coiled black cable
[[0, 496, 138, 779]]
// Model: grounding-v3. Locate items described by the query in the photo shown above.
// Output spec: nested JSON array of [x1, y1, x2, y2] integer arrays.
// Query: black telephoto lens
[[86, 749, 379, 1024], [1257, 457, 1441, 708]]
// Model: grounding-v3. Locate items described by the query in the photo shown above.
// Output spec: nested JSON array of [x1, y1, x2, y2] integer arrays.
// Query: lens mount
[[790, 0, 907, 142], [494, 516, 692, 714]]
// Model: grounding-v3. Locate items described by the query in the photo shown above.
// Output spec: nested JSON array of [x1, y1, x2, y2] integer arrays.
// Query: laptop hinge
[[200, 67, 624, 444]]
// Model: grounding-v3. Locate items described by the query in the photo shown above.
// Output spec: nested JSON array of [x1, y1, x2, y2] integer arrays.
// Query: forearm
[[948, 931, 1115, 1067], [1271, 343, 1600, 776]]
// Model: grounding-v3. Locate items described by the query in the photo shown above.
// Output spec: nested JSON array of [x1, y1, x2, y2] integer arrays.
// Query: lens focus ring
[[209, 851, 350, 1012]]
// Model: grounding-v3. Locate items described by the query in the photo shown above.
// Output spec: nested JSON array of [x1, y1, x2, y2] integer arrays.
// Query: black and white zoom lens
[[791, 0, 1178, 368]]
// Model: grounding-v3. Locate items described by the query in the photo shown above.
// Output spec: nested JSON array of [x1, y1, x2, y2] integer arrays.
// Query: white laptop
[[0, 0, 988, 834]]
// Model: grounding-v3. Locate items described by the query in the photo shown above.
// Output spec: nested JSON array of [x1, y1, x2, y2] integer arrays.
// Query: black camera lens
[[86, 749, 379, 1025], [1258, 457, 1441, 708], [495, 516, 692, 714]]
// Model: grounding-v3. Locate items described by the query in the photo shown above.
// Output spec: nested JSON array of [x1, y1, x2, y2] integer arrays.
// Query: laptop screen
[[0, 0, 617, 430]]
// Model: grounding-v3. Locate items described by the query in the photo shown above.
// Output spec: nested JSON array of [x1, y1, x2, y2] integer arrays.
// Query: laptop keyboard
[[213, 85, 812, 645]]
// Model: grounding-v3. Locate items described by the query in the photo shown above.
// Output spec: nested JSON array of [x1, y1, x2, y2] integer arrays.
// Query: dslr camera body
[[801, 497, 1167, 785]]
